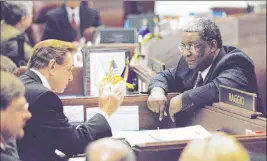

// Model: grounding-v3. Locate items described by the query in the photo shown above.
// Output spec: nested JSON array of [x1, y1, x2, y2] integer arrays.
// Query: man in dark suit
[[0, 71, 32, 161], [42, 1, 101, 43], [17, 39, 125, 161], [147, 18, 262, 127]]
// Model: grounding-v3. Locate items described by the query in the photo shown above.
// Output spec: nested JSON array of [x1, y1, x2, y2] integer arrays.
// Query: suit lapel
[[24, 70, 42, 84], [79, 5, 90, 37], [203, 47, 226, 84]]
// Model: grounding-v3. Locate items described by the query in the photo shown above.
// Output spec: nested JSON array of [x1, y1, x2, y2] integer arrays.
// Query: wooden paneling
[[215, 13, 266, 115]]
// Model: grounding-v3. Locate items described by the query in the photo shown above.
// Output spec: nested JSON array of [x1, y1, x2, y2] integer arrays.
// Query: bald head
[[86, 138, 136, 161]]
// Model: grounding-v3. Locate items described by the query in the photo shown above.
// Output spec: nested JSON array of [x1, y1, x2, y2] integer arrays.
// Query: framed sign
[[81, 48, 130, 96], [93, 28, 138, 44], [219, 85, 257, 112]]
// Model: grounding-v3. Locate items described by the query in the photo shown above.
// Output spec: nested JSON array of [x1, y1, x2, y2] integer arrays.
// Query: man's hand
[[83, 27, 95, 42], [147, 87, 167, 121], [169, 94, 183, 122], [99, 82, 126, 117]]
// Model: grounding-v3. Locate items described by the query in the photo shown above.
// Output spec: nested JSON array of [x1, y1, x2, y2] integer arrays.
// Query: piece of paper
[[63, 105, 84, 123], [112, 130, 156, 147], [112, 125, 210, 147], [68, 157, 86, 161], [86, 106, 139, 130], [148, 125, 211, 141]]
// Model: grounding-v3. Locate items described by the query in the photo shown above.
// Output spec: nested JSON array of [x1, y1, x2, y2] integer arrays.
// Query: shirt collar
[[65, 6, 80, 22], [200, 65, 211, 80], [30, 68, 51, 90], [0, 142, 6, 151]]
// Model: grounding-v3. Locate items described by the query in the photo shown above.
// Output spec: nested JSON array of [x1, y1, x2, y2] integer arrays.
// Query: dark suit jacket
[[42, 4, 101, 42], [17, 70, 112, 161], [148, 46, 262, 126]]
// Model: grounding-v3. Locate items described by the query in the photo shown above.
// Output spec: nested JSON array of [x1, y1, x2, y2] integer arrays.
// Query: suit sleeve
[[92, 10, 102, 27], [32, 91, 112, 156], [42, 16, 59, 40], [148, 57, 187, 94]]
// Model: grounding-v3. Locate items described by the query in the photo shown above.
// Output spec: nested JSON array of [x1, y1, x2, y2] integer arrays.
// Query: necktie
[[194, 71, 204, 88], [71, 12, 80, 40]]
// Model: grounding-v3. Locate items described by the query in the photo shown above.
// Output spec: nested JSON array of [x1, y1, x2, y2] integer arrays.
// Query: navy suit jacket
[[42, 4, 101, 42], [148, 46, 262, 126], [17, 70, 112, 161]]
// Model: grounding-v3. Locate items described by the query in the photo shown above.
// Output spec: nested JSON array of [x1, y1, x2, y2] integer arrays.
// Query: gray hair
[[182, 18, 222, 48], [28, 47, 72, 69], [0, 55, 17, 73], [0, 71, 25, 110]]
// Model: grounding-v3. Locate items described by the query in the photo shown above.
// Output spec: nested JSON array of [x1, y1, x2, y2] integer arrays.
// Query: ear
[[48, 59, 57, 75], [210, 40, 218, 52]]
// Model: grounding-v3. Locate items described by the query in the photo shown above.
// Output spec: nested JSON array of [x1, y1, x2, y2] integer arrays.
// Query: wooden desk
[[133, 134, 266, 161], [62, 94, 177, 130], [62, 94, 266, 161]]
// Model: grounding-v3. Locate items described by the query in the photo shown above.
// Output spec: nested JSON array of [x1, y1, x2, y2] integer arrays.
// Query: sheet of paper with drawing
[[112, 125, 211, 147], [86, 106, 139, 130]]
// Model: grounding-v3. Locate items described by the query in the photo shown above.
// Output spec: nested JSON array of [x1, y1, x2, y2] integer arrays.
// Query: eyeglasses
[[178, 42, 204, 53]]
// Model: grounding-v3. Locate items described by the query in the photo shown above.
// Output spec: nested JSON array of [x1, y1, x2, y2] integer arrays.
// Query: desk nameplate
[[219, 85, 257, 112]]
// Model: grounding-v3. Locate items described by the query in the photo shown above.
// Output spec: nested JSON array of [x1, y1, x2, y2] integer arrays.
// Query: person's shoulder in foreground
[[1, 71, 32, 161], [179, 132, 250, 161], [86, 138, 136, 161]]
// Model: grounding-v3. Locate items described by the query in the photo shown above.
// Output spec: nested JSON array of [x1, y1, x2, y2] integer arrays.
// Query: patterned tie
[[71, 12, 80, 41], [194, 71, 204, 88]]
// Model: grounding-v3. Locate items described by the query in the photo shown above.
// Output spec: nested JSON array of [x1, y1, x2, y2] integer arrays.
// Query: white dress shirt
[[65, 6, 80, 26], [30, 68, 51, 90], [201, 65, 212, 80], [0, 142, 6, 151]]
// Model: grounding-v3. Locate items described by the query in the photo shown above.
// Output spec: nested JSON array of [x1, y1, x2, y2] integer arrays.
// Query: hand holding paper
[[99, 81, 126, 117]]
